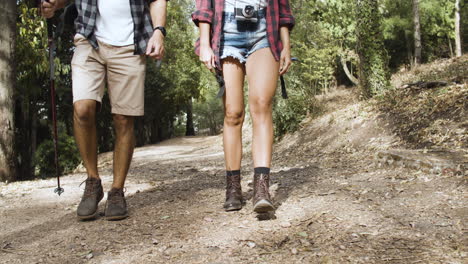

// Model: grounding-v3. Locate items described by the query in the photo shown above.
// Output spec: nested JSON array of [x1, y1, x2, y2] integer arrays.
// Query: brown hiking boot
[[105, 188, 128, 221], [77, 177, 104, 220], [224, 174, 243, 211], [253, 173, 274, 213]]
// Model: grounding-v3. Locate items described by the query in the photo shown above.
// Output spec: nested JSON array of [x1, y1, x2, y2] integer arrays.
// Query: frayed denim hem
[[220, 50, 247, 64]]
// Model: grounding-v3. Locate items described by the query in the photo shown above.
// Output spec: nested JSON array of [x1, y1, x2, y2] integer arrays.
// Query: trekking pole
[[41, 0, 64, 195]]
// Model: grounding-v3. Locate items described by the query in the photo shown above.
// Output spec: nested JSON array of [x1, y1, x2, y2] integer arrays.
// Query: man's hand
[[146, 30, 165, 60], [41, 0, 58, 18]]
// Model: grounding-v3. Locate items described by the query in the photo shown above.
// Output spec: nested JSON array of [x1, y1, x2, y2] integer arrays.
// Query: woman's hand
[[279, 47, 292, 75], [279, 26, 292, 75], [198, 22, 215, 70], [200, 45, 216, 70]]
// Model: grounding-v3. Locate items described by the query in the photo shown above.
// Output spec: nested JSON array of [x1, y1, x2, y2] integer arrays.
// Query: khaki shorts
[[71, 34, 146, 116]]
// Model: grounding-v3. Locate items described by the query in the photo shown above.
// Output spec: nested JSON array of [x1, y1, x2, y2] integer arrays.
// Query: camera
[[235, 4, 259, 23]]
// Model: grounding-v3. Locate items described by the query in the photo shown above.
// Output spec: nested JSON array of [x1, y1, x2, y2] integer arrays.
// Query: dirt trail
[[1, 90, 466, 264]]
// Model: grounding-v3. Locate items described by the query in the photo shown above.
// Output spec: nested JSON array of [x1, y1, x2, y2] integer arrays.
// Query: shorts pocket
[[72, 35, 92, 65]]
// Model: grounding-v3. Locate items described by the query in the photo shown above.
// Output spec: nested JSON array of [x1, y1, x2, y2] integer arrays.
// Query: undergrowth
[[376, 55, 468, 150]]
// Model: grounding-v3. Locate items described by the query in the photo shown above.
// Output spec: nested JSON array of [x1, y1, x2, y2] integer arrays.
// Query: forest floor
[[0, 57, 467, 264]]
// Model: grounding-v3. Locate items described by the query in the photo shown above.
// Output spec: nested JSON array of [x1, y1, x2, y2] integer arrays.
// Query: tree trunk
[[355, 0, 390, 98], [455, 0, 462, 57], [31, 109, 38, 164], [340, 55, 359, 86], [15, 94, 34, 180], [185, 98, 195, 136], [405, 31, 414, 67], [0, 0, 17, 182], [413, 0, 422, 65], [448, 35, 454, 58]]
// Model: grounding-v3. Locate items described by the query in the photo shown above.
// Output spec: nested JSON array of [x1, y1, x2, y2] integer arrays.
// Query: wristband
[[153, 26, 167, 37]]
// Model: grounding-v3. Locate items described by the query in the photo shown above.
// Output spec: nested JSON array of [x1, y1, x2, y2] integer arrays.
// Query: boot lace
[[226, 175, 242, 195], [255, 174, 270, 199], [80, 178, 99, 198], [108, 189, 125, 204]]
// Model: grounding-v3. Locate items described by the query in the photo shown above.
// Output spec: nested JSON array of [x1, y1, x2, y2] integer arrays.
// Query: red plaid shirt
[[192, 0, 295, 69]]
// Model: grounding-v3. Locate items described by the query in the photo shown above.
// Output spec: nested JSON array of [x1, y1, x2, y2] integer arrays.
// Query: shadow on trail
[[240, 166, 322, 221], [0, 142, 324, 263]]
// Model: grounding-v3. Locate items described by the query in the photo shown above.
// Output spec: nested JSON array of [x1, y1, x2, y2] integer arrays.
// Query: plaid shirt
[[74, 0, 159, 55], [192, 0, 295, 69]]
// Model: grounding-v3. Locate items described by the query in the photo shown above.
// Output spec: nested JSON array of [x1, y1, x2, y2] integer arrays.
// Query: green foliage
[[193, 72, 224, 135], [420, 0, 457, 60], [136, 1, 203, 144], [16, 3, 70, 94], [273, 0, 343, 138], [356, 0, 391, 98], [382, 0, 466, 65], [376, 56, 468, 149], [273, 94, 309, 138], [34, 132, 80, 178], [15, 2, 73, 180]]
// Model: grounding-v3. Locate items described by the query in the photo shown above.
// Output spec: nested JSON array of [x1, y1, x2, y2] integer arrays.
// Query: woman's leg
[[222, 57, 246, 171], [222, 57, 246, 211], [246, 48, 280, 168], [246, 47, 280, 213]]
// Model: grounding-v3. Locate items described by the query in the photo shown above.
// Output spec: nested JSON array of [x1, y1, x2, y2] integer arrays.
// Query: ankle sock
[[226, 170, 241, 177], [254, 167, 270, 174]]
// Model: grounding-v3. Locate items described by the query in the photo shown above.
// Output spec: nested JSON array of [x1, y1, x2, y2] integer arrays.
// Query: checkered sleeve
[[191, 0, 214, 27], [279, 0, 295, 30]]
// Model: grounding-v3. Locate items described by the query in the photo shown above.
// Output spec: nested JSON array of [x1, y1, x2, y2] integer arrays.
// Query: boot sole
[[105, 213, 129, 221], [224, 203, 242, 212], [253, 199, 274, 213], [77, 192, 104, 221], [77, 211, 98, 221]]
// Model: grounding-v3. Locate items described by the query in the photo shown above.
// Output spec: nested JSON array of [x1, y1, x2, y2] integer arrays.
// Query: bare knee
[[73, 100, 96, 125], [250, 97, 273, 116], [113, 115, 134, 132], [224, 109, 245, 127]]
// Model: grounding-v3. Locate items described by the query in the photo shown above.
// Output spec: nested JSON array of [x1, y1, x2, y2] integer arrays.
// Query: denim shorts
[[220, 9, 270, 64]]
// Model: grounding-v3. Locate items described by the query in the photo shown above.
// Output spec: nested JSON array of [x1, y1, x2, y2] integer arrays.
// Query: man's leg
[[112, 114, 135, 189], [72, 34, 106, 221], [103, 114, 135, 221], [74, 100, 99, 179], [74, 100, 105, 220], [103, 42, 144, 220]]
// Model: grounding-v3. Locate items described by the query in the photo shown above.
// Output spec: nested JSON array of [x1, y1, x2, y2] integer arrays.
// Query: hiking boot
[[77, 177, 104, 220], [253, 173, 274, 213], [105, 188, 128, 221], [224, 174, 243, 211]]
